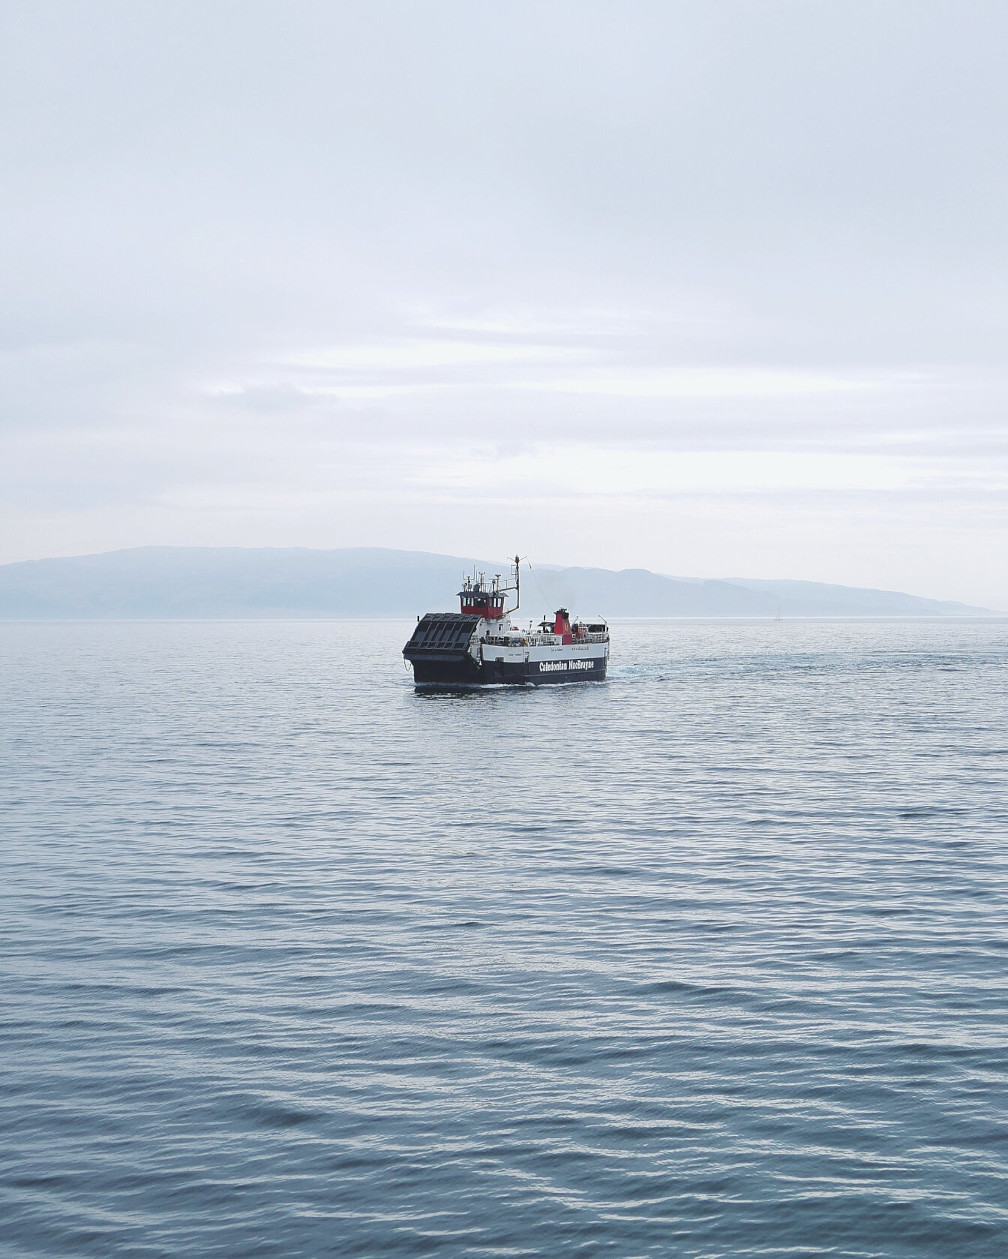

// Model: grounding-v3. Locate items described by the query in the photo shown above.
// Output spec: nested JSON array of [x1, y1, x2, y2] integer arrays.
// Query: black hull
[[408, 653, 607, 687]]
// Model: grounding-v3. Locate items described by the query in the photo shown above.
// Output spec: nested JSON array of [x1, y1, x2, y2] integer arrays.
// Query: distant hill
[[0, 546, 993, 619], [720, 577, 991, 618]]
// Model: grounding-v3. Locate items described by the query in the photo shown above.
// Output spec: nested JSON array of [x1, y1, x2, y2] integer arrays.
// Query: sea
[[2, 618, 1007, 1257]]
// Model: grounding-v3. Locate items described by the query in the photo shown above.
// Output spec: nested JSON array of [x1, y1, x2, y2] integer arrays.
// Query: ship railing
[[481, 631, 609, 647]]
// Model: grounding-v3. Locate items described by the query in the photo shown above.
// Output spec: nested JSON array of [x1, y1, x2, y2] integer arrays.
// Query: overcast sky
[[2, 1, 1007, 605]]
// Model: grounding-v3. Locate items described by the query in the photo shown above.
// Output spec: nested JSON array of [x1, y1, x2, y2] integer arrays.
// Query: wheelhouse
[[458, 573, 508, 620]]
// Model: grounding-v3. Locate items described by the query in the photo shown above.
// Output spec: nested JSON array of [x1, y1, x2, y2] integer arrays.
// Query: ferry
[[403, 556, 609, 687]]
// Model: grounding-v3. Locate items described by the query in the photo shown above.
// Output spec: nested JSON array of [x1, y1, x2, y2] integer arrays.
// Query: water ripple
[[1, 618, 1007, 1255]]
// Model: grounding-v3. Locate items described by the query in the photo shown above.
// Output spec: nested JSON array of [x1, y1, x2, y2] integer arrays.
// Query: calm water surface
[[2, 619, 1007, 1256]]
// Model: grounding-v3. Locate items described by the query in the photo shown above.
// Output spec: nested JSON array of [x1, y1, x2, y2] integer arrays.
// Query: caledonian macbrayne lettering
[[539, 659, 595, 673]]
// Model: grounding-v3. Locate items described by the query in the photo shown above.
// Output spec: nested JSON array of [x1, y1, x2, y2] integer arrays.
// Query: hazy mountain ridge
[[0, 547, 993, 619]]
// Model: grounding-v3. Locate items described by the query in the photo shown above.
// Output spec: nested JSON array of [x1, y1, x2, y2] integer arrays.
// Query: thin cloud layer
[[1, 2, 1006, 605]]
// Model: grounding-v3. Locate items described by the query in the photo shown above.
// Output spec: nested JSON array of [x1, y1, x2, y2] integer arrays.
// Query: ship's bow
[[403, 613, 483, 685]]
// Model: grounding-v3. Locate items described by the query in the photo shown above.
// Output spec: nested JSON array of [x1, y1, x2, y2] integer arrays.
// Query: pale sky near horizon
[[2, 1, 1007, 606]]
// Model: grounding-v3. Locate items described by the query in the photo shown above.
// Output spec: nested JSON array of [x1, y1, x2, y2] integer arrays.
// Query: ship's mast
[[502, 554, 520, 616]]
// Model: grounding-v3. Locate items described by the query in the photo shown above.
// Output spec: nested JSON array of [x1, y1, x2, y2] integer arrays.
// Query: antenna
[[503, 553, 522, 616]]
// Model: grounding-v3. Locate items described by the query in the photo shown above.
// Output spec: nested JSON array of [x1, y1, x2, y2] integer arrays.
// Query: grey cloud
[[1, 2, 1006, 603]]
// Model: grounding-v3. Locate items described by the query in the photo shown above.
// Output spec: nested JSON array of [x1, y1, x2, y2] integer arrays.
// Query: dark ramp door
[[403, 613, 481, 658]]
